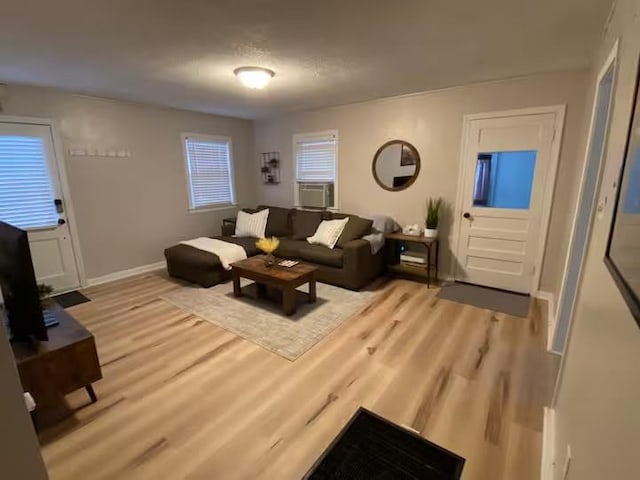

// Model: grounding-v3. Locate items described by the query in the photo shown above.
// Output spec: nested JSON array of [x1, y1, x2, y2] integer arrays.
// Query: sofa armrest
[[221, 217, 236, 236], [341, 239, 385, 289]]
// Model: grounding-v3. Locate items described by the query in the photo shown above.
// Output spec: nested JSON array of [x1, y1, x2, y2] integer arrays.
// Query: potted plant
[[38, 283, 54, 309], [424, 197, 443, 238]]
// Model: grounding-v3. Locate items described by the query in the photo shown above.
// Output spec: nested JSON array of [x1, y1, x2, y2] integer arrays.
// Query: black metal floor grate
[[304, 408, 465, 480]]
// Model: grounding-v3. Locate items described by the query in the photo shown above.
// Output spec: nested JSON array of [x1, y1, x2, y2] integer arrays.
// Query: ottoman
[[164, 236, 259, 287]]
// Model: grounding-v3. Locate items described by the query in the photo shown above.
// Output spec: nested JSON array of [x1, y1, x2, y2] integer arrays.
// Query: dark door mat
[[52, 290, 91, 309], [437, 282, 530, 317], [304, 407, 465, 480]]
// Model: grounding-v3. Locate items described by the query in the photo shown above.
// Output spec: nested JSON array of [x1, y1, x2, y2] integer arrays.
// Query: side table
[[385, 232, 439, 287]]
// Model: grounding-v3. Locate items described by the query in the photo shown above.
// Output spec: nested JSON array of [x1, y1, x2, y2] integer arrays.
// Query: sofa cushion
[[333, 215, 374, 248], [242, 205, 293, 237], [296, 243, 344, 268], [259, 205, 293, 237], [273, 238, 300, 258], [292, 209, 324, 240]]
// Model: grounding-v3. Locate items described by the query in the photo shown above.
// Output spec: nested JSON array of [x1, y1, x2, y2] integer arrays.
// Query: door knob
[[58, 218, 66, 225], [463, 212, 471, 219]]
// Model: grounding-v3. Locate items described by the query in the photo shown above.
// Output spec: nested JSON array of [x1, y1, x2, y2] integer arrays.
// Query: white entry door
[[0, 122, 80, 292], [455, 110, 560, 293]]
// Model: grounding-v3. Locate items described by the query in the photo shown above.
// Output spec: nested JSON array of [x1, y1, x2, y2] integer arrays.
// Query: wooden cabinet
[[10, 304, 102, 428]]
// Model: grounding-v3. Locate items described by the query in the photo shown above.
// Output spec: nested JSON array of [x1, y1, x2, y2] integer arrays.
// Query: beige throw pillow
[[235, 209, 269, 238], [307, 217, 349, 249]]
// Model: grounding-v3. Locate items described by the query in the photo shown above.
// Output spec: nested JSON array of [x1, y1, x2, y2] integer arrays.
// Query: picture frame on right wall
[[605, 56, 640, 327]]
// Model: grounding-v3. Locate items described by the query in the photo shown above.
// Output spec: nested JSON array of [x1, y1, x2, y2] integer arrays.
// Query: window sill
[[188, 204, 238, 214]]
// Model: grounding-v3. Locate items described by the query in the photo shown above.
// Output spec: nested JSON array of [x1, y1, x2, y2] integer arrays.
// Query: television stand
[[11, 303, 102, 429]]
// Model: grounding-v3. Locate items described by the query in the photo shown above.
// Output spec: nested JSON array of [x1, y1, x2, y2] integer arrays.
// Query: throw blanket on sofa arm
[[362, 232, 385, 255], [179, 237, 247, 270]]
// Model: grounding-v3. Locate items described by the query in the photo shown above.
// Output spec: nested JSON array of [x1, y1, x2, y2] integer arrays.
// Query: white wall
[[552, 0, 640, 479], [254, 70, 588, 298], [0, 324, 49, 480], [1, 85, 255, 280]]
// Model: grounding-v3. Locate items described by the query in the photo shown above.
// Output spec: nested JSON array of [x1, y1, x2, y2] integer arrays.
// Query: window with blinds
[[294, 131, 338, 208], [0, 135, 59, 230], [183, 134, 235, 210]]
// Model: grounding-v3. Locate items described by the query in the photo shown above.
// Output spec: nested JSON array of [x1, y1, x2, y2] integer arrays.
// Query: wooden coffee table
[[230, 256, 318, 316]]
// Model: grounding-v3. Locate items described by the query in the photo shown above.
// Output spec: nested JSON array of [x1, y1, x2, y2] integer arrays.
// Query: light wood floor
[[39, 273, 558, 479]]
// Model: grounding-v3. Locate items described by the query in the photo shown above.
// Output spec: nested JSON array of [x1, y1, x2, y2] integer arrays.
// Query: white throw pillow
[[235, 209, 269, 238], [307, 218, 349, 249]]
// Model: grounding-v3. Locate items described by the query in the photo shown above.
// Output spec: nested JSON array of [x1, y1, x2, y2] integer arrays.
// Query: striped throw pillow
[[307, 217, 349, 249], [235, 209, 269, 238]]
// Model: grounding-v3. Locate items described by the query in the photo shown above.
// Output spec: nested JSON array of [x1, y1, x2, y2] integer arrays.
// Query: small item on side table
[[402, 224, 421, 236]]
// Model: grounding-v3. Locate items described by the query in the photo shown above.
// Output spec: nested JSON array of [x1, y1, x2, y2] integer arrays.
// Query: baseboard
[[541, 407, 556, 480], [86, 261, 166, 287], [533, 291, 556, 351]]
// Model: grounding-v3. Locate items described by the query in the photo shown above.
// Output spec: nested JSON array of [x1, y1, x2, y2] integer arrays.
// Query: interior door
[[455, 112, 556, 293], [0, 122, 80, 292]]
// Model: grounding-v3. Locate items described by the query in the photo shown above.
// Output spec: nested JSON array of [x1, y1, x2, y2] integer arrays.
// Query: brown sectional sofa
[[164, 205, 384, 290]]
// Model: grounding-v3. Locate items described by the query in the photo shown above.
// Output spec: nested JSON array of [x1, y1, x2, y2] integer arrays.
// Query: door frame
[[552, 40, 619, 353], [451, 105, 566, 293], [0, 115, 86, 289]]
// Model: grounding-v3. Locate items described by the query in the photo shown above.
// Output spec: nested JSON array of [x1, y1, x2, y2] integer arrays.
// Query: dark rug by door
[[304, 408, 465, 480], [52, 290, 91, 309], [437, 282, 530, 317]]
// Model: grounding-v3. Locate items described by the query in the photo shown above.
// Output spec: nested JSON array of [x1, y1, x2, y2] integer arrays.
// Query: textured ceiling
[[0, 0, 612, 119]]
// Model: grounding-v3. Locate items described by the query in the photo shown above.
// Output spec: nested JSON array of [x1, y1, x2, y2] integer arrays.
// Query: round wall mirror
[[372, 140, 421, 191]]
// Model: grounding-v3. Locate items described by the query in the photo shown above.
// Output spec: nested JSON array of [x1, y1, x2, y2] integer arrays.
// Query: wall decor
[[260, 151, 280, 184], [604, 57, 640, 326], [372, 140, 420, 191]]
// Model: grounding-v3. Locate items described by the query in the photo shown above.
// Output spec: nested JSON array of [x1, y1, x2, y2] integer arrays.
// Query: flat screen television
[[0, 221, 48, 341]]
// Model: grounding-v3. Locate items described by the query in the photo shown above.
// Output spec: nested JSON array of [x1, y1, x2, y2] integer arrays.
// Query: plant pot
[[423, 228, 438, 239]]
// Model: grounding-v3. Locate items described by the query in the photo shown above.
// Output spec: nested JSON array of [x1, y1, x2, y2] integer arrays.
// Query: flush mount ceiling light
[[233, 66, 275, 89]]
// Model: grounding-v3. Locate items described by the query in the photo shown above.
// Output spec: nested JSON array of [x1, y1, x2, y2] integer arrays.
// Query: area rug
[[160, 280, 376, 360], [437, 282, 530, 317], [304, 407, 465, 479]]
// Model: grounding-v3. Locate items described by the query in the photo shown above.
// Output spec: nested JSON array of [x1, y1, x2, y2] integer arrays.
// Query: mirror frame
[[372, 140, 421, 192]]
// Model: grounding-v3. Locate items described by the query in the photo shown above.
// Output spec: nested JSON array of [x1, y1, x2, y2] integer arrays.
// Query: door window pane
[[472, 150, 537, 209], [0, 135, 59, 229]]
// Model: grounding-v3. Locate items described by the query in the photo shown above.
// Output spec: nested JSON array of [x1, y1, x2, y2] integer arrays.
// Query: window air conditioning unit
[[298, 183, 333, 208]]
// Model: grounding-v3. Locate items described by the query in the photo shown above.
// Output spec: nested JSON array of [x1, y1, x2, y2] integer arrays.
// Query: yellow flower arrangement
[[255, 236, 280, 254]]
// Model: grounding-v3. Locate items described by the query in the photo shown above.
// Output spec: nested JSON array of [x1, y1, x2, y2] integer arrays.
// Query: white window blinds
[[295, 133, 337, 182], [0, 135, 59, 230], [184, 135, 235, 209]]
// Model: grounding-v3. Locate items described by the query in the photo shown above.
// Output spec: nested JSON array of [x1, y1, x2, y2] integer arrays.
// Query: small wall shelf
[[261, 151, 281, 185]]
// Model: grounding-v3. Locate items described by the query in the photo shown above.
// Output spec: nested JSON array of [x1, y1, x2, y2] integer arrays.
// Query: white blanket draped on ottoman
[[179, 237, 247, 270]]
